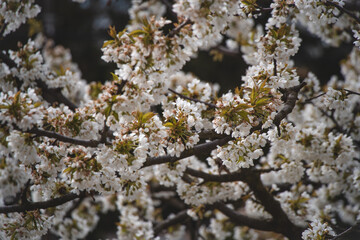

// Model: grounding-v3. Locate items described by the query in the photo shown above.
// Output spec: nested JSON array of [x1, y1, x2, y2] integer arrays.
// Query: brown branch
[[241, 169, 305, 240], [168, 88, 217, 109], [304, 92, 326, 103], [344, 88, 360, 96], [26, 127, 100, 147], [198, 130, 227, 140], [142, 136, 232, 168], [185, 167, 245, 183], [272, 82, 307, 130], [20, 180, 31, 205], [325, 0, 360, 25], [168, 19, 193, 37], [154, 210, 189, 236], [214, 202, 277, 232], [273, 58, 277, 76], [35, 79, 78, 111], [0, 192, 85, 214]]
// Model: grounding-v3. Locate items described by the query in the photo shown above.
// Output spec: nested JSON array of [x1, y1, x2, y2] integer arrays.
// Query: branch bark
[[214, 202, 277, 232], [154, 210, 189, 236], [168, 88, 217, 109], [273, 82, 307, 129], [185, 167, 245, 183], [26, 127, 101, 147], [142, 136, 232, 168], [0, 192, 85, 214], [241, 169, 305, 240]]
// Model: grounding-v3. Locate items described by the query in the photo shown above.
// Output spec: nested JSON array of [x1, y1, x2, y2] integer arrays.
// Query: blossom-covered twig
[[325, 0, 360, 25], [145, 81, 305, 168], [142, 136, 232, 167], [0, 192, 86, 214], [0, 51, 78, 111], [154, 210, 189, 235], [168, 88, 217, 108], [167, 19, 193, 37]]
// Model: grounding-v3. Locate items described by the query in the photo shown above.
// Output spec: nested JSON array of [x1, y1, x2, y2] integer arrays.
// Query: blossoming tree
[[1, 0, 360, 239]]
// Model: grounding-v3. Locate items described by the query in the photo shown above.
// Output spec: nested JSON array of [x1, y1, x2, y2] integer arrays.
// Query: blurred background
[[1, 0, 359, 239]]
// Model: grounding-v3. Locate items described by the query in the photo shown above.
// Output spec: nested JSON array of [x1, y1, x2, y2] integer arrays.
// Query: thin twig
[[331, 220, 360, 240], [168, 19, 193, 37], [168, 88, 217, 108], [344, 88, 360, 96], [154, 210, 189, 235], [304, 92, 326, 103]]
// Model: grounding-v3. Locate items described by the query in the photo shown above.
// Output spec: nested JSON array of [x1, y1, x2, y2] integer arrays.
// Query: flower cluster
[[0, 0, 40, 36]]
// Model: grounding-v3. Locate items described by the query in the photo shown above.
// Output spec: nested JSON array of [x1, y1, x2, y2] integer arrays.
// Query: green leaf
[[63, 167, 73, 174], [128, 29, 147, 37], [110, 72, 119, 81], [112, 111, 119, 121], [142, 112, 155, 122], [102, 40, 114, 48], [238, 110, 250, 122], [104, 105, 112, 118], [164, 122, 173, 128], [255, 97, 270, 107]]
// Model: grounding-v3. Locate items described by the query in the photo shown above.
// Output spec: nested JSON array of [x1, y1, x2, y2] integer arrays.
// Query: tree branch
[[241, 169, 305, 240], [35, 80, 78, 111], [185, 167, 245, 183], [142, 136, 233, 168], [272, 82, 307, 130], [0, 192, 85, 214], [154, 210, 189, 236], [167, 19, 193, 37], [169, 88, 217, 109], [214, 202, 277, 232], [26, 127, 101, 147]]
